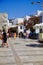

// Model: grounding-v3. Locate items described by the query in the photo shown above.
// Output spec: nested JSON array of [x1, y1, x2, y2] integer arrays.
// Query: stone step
[[20, 56, 43, 63], [23, 63, 43, 65], [14, 46, 43, 51], [0, 56, 15, 63], [16, 51, 43, 56], [0, 63, 16, 65], [0, 48, 11, 51], [0, 51, 13, 56]]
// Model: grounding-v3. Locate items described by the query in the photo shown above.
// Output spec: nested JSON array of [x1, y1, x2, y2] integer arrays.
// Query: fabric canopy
[[33, 23, 43, 29]]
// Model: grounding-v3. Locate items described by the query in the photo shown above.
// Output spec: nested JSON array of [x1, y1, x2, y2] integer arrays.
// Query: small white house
[[18, 25, 24, 34], [33, 23, 43, 42], [13, 18, 24, 34], [13, 18, 24, 25], [24, 15, 31, 21], [37, 10, 42, 16], [0, 13, 8, 29]]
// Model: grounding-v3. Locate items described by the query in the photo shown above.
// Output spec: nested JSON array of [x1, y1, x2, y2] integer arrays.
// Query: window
[[40, 29, 42, 33], [20, 26, 22, 29]]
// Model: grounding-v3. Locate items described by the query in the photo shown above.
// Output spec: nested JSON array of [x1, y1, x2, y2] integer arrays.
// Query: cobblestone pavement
[[0, 37, 43, 65]]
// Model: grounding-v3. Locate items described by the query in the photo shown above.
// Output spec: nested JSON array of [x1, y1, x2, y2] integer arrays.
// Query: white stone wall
[[13, 18, 24, 25], [24, 16, 31, 21], [18, 25, 24, 33], [0, 13, 8, 30]]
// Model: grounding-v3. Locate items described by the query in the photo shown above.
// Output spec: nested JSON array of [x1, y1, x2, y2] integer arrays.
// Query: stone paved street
[[0, 37, 43, 65]]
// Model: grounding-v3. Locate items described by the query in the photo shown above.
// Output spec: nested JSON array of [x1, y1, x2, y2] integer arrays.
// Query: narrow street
[[0, 38, 43, 65]]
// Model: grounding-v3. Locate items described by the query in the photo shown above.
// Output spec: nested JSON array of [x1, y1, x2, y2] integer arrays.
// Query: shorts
[[2, 39, 7, 43]]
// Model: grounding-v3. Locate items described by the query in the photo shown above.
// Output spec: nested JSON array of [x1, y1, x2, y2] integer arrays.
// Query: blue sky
[[0, 0, 42, 18]]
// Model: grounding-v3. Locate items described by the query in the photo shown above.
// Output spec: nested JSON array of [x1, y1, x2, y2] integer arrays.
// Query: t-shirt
[[2, 32, 7, 40]]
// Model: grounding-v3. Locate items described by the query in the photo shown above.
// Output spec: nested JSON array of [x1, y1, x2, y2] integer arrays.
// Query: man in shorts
[[2, 29, 8, 47]]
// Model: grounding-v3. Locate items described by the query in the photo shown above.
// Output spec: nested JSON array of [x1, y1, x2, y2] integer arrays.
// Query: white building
[[35, 10, 42, 16], [0, 13, 8, 29], [37, 10, 42, 16], [13, 18, 24, 25], [13, 18, 24, 33], [24, 15, 31, 21], [10, 16, 31, 34], [34, 10, 43, 34]]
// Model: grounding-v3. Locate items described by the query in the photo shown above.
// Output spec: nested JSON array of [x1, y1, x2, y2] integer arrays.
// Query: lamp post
[[32, 1, 43, 23], [42, 3, 43, 23]]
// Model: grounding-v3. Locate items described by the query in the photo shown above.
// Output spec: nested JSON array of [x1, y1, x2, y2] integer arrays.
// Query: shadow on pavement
[[0, 44, 4, 48], [0, 46, 3, 48], [14, 43, 20, 44], [26, 43, 43, 48]]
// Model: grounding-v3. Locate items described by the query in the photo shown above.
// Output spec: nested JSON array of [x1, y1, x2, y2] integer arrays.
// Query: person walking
[[14, 32, 16, 39], [2, 29, 8, 47]]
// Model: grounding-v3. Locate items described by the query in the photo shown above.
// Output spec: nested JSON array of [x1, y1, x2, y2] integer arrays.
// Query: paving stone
[[14, 47, 43, 51], [6, 64, 17, 65], [20, 55, 43, 63], [23, 63, 34, 65], [23, 63, 43, 65], [0, 48, 11, 51], [0, 63, 16, 65], [16, 51, 43, 56], [0, 38, 43, 65], [0, 56, 15, 63], [0, 51, 13, 56]]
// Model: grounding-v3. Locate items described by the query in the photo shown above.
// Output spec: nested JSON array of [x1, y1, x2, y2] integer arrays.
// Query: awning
[[33, 23, 43, 29]]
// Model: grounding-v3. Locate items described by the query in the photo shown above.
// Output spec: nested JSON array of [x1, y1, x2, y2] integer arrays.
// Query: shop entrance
[[8, 27, 18, 37]]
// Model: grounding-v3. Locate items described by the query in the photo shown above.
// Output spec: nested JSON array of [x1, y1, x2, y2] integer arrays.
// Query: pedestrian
[[2, 29, 8, 47], [14, 32, 16, 39]]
